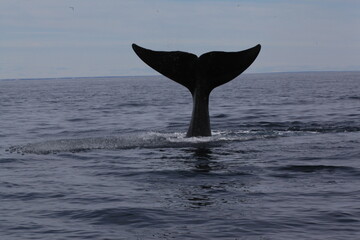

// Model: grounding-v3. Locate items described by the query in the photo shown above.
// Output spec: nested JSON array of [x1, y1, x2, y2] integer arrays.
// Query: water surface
[[1, 72, 360, 239]]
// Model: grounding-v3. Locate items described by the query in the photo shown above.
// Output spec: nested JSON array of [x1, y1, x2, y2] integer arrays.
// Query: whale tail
[[132, 43, 261, 137], [132, 43, 261, 94]]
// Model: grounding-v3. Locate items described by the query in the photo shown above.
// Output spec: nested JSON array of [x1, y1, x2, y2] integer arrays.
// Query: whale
[[132, 43, 261, 137]]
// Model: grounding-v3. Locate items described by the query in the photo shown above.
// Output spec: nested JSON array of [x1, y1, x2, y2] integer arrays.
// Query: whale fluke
[[132, 43, 261, 137]]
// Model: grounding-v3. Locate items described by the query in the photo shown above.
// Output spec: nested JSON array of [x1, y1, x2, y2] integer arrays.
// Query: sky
[[1, 0, 359, 79]]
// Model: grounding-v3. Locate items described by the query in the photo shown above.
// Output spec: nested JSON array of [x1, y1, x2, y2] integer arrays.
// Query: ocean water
[[1, 72, 359, 240]]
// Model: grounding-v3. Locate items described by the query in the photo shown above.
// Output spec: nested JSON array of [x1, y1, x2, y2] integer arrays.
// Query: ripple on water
[[45, 207, 173, 227], [276, 165, 358, 174]]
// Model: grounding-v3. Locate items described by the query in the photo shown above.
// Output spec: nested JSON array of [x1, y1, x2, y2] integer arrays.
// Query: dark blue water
[[1, 72, 360, 239]]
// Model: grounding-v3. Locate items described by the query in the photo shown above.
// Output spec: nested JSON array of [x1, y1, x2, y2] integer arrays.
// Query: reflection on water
[[181, 147, 220, 208], [178, 146, 257, 208], [192, 147, 213, 173]]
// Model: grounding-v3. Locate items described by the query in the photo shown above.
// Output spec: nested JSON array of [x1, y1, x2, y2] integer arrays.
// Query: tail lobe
[[132, 44, 197, 92]]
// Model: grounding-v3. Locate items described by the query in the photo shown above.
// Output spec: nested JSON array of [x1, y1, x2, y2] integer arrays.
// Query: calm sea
[[1, 72, 360, 239]]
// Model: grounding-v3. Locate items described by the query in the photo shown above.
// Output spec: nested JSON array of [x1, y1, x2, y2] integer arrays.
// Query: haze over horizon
[[1, 0, 359, 79]]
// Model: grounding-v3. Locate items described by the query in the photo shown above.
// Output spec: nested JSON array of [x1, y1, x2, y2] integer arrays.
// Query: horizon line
[[1, 70, 359, 81]]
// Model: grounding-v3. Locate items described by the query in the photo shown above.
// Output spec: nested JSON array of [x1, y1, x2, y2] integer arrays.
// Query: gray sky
[[1, 0, 359, 79]]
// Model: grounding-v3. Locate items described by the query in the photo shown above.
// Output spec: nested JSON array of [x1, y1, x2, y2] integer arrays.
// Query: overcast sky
[[1, 0, 359, 79]]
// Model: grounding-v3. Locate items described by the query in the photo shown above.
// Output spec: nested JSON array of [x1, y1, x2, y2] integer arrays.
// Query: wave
[[45, 207, 168, 226], [7, 119, 359, 155], [7, 130, 295, 155], [276, 165, 358, 174], [241, 121, 360, 133]]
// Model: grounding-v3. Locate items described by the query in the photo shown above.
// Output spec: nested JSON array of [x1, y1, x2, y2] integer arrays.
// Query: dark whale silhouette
[[132, 43, 261, 137]]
